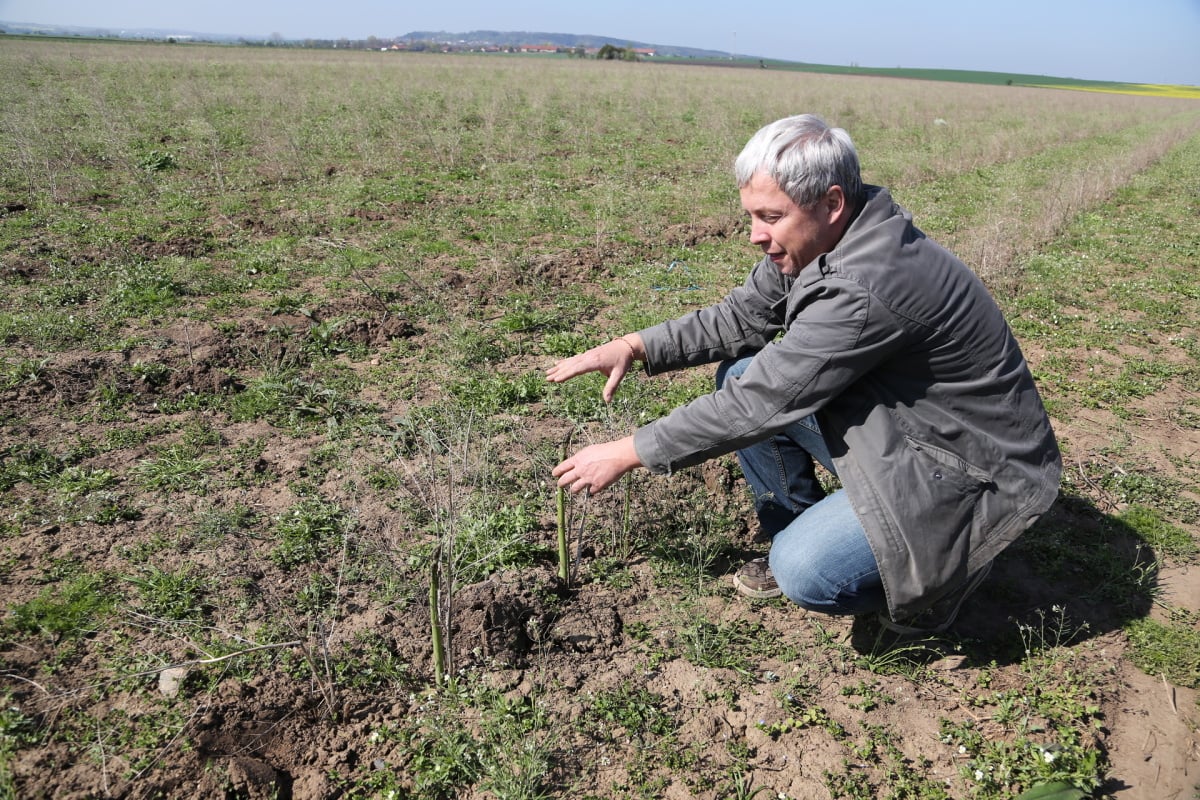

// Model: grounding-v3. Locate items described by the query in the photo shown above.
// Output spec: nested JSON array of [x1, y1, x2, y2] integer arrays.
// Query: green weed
[[1118, 504, 1198, 560], [839, 680, 895, 712], [49, 465, 116, 501], [446, 325, 507, 367], [303, 319, 350, 357], [128, 360, 171, 388], [129, 565, 209, 622], [138, 149, 178, 172], [450, 501, 545, 585], [0, 443, 64, 490], [1101, 468, 1199, 525], [107, 262, 185, 316], [854, 629, 944, 678], [132, 444, 213, 494], [678, 616, 785, 676], [498, 294, 568, 335], [271, 496, 346, 568], [541, 331, 591, 358], [73, 490, 141, 526], [193, 505, 258, 543], [180, 417, 223, 449], [102, 422, 173, 451], [1123, 616, 1200, 688], [364, 464, 402, 491], [0, 357, 48, 390], [825, 722, 951, 800], [757, 700, 847, 741], [1013, 510, 1161, 613], [331, 631, 412, 691], [0, 310, 97, 349], [8, 573, 115, 640], [448, 372, 545, 413], [722, 770, 776, 800], [293, 572, 338, 615], [586, 681, 677, 743], [231, 372, 363, 430]]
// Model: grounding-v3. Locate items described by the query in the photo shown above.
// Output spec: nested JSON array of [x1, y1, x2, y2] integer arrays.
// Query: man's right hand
[[552, 435, 643, 495]]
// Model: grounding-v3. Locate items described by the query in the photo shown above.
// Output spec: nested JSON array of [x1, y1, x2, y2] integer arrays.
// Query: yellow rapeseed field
[[1040, 83, 1200, 99]]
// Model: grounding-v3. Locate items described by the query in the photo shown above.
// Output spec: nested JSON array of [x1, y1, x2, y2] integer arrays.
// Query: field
[[1, 38, 1199, 799]]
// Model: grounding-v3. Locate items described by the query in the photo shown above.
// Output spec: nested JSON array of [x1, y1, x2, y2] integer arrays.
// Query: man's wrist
[[613, 337, 638, 360]]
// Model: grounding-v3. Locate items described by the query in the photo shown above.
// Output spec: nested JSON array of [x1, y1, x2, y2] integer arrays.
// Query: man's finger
[[602, 373, 620, 403]]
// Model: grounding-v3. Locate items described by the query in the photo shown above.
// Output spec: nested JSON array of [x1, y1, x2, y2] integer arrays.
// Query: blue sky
[[2, 0, 1198, 85]]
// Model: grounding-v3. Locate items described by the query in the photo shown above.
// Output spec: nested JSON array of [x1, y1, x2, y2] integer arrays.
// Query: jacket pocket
[[903, 436, 993, 485], [899, 435, 990, 543], [854, 432, 994, 614]]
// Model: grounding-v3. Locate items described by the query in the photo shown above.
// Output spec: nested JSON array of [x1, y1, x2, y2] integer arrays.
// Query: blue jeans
[[717, 356, 886, 615]]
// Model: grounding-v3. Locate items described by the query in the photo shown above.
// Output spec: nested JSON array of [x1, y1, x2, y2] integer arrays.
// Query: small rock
[[158, 667, 189, 697]]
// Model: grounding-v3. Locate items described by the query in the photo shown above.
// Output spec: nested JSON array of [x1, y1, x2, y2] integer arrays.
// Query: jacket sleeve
[[638, 256, 791, 375], [634, 276, 908, 474]]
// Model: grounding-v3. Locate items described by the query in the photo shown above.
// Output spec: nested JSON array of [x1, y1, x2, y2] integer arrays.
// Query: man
[[548, 114, 1061, 632]]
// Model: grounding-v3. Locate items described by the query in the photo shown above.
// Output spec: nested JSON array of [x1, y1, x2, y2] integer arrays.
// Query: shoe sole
[[732, 574, 783, 600]]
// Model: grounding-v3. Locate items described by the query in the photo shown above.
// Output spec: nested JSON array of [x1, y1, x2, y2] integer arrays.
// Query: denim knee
[[768, 549, 844, 612], [765, 492, 886, 616]]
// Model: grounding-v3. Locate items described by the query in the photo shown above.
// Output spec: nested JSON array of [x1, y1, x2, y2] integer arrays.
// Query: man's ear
[[825, 185, 849, 223]]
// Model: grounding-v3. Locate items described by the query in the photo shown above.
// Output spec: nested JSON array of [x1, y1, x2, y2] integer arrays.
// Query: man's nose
[[749, 221, 770, 245]]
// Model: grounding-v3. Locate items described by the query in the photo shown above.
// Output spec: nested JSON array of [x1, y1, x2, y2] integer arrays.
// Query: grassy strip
[[1006, 131, 1200, 693]]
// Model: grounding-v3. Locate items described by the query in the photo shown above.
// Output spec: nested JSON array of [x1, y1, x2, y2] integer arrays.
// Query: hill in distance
[[399, 30, 729, 58], [0, 20, 733, 56]]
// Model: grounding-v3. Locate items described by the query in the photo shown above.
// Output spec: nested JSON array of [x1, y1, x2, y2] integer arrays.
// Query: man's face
[[739, 172, 845, 277]]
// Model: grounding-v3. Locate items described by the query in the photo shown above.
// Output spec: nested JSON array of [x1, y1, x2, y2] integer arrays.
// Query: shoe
[[878, 561, 993, 635], [733, 557, 782, 599]]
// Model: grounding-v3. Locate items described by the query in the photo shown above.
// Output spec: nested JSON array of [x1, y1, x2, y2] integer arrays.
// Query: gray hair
[[734, 114, 863, 207]]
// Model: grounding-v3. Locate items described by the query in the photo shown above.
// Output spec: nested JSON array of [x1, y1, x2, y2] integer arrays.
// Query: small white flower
[[974, 769, 984, 781], [1043, 749, 1057, 763], [958, 745, 967, 754]]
